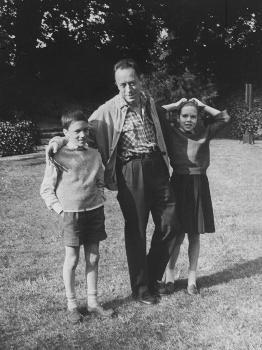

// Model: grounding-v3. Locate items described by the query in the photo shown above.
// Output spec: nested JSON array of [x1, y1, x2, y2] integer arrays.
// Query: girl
[[160, 98, 230, 295]]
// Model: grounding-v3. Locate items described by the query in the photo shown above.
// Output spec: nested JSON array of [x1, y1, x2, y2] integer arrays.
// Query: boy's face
[[63, 120, 89, 148], [178, 105, 198, 132], [115, 67, 142, 106]]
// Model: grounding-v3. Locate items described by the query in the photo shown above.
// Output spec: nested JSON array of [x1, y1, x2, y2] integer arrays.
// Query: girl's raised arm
[[189, 98, 221, 116], [162, 98, 187, 112]]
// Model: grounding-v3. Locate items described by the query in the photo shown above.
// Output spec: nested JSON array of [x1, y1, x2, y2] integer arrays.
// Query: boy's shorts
[[62, 206, 106, 246]]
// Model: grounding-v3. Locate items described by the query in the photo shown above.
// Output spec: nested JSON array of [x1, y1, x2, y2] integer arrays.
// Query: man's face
[[115, 67, 142, 106], [63, 120, 89, 148]]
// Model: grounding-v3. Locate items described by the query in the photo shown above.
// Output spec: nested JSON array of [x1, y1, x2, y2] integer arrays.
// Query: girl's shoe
[[187, 284, 199, 295], [158, 282, 175, 295], [165, 282, 175, 294]]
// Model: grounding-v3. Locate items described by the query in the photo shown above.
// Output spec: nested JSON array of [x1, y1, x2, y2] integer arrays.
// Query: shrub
[[0, 120, 39, 156], [143, 69, 218, 105], [226, 97, 262, 139]]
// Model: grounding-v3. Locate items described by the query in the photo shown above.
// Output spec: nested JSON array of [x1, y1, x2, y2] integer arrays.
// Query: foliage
[[227, 97, 262, 139], [143, 69, 218, 105], [0, 0, 160, 72], [0, 119, 39, 156], [1, 0, 262, 121], [150, 1, 262, 86], [0, 0, 162, 119]]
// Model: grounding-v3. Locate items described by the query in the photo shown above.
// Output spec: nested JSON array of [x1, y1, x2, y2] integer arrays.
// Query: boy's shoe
[[68, 308, 82, 324], [88, 304, 114, 318], [187, 284, 199, 295]]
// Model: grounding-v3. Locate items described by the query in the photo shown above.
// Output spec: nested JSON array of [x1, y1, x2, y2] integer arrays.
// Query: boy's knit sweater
[[40, 144, 105, 213], [160, 110, 230, 175]]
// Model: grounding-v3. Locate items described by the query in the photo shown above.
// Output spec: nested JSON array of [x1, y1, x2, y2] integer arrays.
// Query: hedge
[[226, 96, 262, 139], [0, 120, 39, 157]]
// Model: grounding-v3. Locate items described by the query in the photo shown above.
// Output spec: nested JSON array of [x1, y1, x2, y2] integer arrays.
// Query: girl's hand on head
[[189, 98, 205, 108], [177, 98, 187, 107]]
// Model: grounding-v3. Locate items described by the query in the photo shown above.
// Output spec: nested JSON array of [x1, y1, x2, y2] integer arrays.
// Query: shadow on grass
[[93, 257, 262, 310], [174, 256, 262, 291], [101, 295, 134, 312]]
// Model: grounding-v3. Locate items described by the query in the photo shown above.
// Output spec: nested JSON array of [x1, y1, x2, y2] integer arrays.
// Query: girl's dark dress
[[159, 110, 230, 235]]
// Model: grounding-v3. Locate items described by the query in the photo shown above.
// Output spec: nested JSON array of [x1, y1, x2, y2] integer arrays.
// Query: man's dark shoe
[[134, 291, 158, 305], [149, 282, 163, 299], [165, 282, 175, 294]]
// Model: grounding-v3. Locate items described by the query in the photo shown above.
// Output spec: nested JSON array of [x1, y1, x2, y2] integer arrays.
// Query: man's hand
[[46, 141, 69, 172], [46, 141, 59, 161]]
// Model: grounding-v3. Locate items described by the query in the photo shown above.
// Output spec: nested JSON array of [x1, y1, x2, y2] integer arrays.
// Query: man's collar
[[117, 94, 128, 109]]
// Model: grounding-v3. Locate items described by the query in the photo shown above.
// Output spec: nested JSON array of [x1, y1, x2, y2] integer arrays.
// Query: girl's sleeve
[[207, 110, 231, 139], [40, 161, 63, 214]]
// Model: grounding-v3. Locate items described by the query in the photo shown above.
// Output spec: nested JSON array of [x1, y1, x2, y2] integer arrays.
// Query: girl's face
[[178, 105, 198, 132]]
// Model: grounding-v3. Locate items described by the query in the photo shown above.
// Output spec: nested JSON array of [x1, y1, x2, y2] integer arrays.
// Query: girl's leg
[[63, 246, 80, 310], [187, 233, 200, 287], [164, 232, 186, 284]]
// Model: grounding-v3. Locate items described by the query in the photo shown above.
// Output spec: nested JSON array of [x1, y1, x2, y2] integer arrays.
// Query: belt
[[131, 152, 156, 160], [120, 146, 166, 164]]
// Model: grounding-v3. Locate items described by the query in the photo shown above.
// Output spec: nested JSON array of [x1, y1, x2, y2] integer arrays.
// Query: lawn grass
[[0, 140, 262, 350]]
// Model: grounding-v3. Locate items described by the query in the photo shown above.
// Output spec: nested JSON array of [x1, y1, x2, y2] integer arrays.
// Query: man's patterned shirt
[[117, 94, 157, 161]]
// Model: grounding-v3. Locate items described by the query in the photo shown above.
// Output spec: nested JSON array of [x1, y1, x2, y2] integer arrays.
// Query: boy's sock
[[66, 294, 78, 311], [87, 290, 98, 308], [188, 270, 197, 286]]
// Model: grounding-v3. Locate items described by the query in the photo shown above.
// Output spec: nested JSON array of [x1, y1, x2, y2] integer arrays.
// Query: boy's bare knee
[[65, 255, 79, 270]]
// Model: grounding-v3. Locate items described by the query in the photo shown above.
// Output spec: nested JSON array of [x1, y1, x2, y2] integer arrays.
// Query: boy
[[40, 109, 113, 323]]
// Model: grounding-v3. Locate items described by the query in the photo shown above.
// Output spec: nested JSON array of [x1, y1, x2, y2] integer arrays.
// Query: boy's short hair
[[61, 110, 87, 129], [114, 58, 142, 78]]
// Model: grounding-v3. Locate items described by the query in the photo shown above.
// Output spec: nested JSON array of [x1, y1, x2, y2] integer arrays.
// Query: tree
[[0, 0, 163, 119], [148, 0, 262, 89]]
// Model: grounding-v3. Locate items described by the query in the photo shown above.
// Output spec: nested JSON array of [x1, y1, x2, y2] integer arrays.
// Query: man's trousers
[[116, 152, 176, 297]]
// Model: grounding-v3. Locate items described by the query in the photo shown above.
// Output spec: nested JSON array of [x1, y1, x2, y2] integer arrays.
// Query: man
[[48, 59, 176, 305]]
